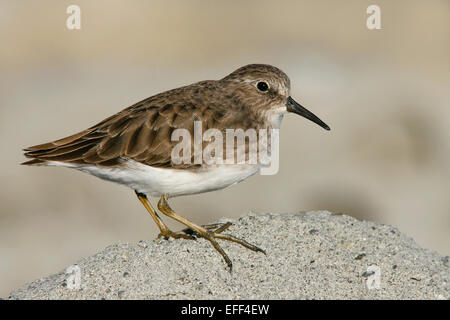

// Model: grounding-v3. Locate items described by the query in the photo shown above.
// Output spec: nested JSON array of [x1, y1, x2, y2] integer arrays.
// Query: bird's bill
[[286, 96, 330, 131]]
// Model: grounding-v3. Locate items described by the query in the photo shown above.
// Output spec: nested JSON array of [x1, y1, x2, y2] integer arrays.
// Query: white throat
[[265, 105, 287, 128]]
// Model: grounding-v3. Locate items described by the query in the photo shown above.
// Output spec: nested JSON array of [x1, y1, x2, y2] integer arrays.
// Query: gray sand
[[6, 211, 449, 299]]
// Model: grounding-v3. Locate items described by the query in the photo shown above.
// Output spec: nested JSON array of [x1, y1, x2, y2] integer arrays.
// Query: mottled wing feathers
[[22, 82, 235, 169]]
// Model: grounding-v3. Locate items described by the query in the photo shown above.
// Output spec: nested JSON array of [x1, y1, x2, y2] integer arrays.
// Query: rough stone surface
[[6, 212, 449, 299]]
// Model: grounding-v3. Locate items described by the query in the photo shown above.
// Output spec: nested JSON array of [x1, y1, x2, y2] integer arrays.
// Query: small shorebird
[[22, 64, 330, 270]]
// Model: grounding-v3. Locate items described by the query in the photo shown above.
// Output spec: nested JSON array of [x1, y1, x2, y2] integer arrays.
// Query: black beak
[[286, 96, 330, 131]]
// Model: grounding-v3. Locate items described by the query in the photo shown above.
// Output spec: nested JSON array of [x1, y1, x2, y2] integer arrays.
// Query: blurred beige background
[[1, 0, 449, 296]]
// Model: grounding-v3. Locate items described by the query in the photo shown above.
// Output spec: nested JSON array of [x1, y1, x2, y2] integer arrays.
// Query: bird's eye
[[256, 81, 269, 92]]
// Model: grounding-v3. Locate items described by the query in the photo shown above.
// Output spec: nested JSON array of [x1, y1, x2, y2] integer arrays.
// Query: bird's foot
[[157, 194, 265, 272], [182, 222, 233, 236], [157, 229, 196, 240]]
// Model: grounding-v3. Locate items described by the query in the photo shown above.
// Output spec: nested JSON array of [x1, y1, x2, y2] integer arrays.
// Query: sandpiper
[[22, 64, 330, 270]]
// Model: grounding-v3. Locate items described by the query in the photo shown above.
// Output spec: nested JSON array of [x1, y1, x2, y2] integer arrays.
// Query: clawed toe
[[213, 233, 266, 254], [182, 222, 233, 237], [153, 194, 264, 271], [157, 230, 196, 240]]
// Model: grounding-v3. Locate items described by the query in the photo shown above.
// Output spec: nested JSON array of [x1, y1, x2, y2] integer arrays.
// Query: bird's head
[[222, 64, 330, 130]]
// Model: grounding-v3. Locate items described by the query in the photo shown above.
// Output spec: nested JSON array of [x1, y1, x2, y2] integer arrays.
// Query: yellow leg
[[157, 194, 265, 271], [135, 191, 194, 240], [182, 222, 233, 236]]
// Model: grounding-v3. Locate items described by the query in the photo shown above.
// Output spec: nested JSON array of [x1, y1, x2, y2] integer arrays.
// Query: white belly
[[50, 160, 260, 197]]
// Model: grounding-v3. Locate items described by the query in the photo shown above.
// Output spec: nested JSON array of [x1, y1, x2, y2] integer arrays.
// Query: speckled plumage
[[23, 64, 292, 170]]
